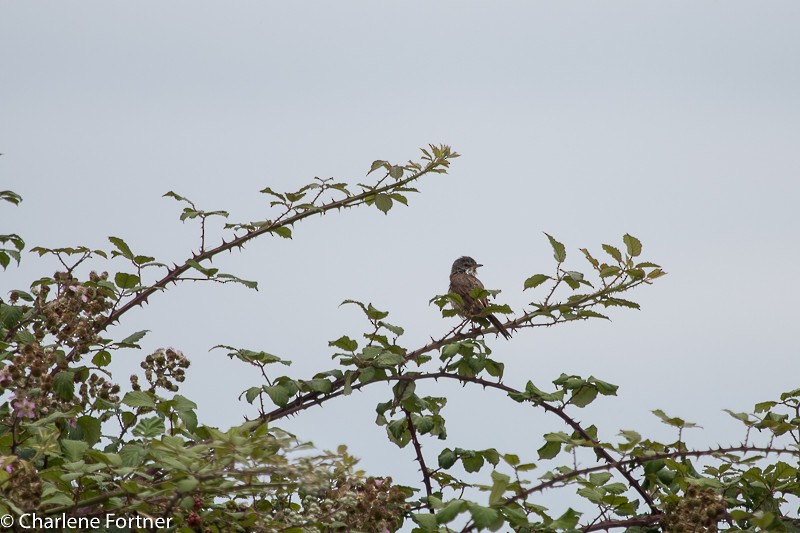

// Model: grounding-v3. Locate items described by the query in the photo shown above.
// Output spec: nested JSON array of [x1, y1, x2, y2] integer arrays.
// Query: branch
[[404, 408, 433, 510], [262, 371, 657, 512], [63, 147, 456, 363], [582, 514, 662, 532]]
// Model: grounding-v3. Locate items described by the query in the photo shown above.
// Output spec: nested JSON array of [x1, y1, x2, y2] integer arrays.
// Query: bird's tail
[[487, 314, 512, 340]]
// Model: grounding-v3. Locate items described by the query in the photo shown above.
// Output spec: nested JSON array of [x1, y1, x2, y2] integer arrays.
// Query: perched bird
[[448, 256, 512, 340]]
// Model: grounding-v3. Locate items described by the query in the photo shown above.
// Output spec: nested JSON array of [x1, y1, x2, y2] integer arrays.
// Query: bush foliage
[[1, 147, 798, 532]]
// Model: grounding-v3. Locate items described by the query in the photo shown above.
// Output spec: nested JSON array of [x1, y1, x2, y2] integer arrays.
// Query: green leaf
[[462, 452, 484, 473], [264, 385, 291, 407], [328, 336, 358, 352], [304, 378, 333, 394], [54, 371, 75, 400], [589, 377, 618, 396], [544, 233, 567, 263], [176, 409, 198, 432], [599, 266, 621, 278], [523, 274, 550, 290], [374, 193, 393, 214], [133, 417, 165, 438], [550, 508, 581, 529], [489, 470, 511, 506], [92, 350, 112, 367], [176, 477, 199, 492], [244, 387, 261, 404], [588, 472, 613, 486], [108, 236, 134, 259], [438, 448, 457, 469], [467, 503, 503, 530], [366, 303, 389, 320], [602, 297, 640, 309], [123, 391, 156, 409], [0, 190, 23, 205], [258, 187, 285, 200], [272, 226, 292, 239], [577, 310, 610, 320], [569, 386, 598, 408], [389, 165, 404, 179], [379, 321, 404, 336], [537, 440, 561, 460], [368, 159, 389, 175], [437, 499, 467, 524], [411, 512, 438, 531], [186, 259, 217, 276], [114, 272, 140, 289], [602, 244, 622, 262], [77, 416, 102, 446], [61, 439, 89, 462], [119, 329, 150, 346], [623, 233, 642, 257], [652, 409, 699, 429], [119, 444, 148, 467]]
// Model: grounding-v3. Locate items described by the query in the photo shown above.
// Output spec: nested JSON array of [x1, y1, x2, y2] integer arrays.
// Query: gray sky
[[2, 0, 799, 522]]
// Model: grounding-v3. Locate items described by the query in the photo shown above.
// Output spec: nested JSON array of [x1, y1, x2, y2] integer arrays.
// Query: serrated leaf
[[602, 244, 622, 262], [108, 236, 134, 259], [462, 452, 484, 473], [264, 385, 290, 407], [374, 193, 393, 214], [577, 310, 610, 320], [652, 409, 699, 428], [259, 187, 285, 200], [438, 448, 457, 469], [538, 440, 561, 460], [544, 233, 566, 263], [623, 234, 642, 257], [114, 272, 140, 289], [244, 387, 261, 404], [119, 330, 149, 346], [523, 274, 550, 290], [436, 499, 467, 524], [570, 386, 598, 408], [368, 160, 389, 175], [175, 477, 199, 493], [604, 297, 640, 309], [329, 336, 358, 352], [467, 503, 503, 529], [77, 416, 101, 445], [123, 391, 156, 409], [133, 417, 165, 438], [54, 371, 75, 400], [92, 350, 112, 367], [489, 471, 510, 506], [550, 508, 581, 529], [176, 409, 197, 432], [411, 512, 438, 531], [61, 439, 89, 462], [273, 226, 292, 239]]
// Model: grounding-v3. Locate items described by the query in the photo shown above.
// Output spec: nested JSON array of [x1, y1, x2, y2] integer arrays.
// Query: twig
[[404, 408, 433, 510]]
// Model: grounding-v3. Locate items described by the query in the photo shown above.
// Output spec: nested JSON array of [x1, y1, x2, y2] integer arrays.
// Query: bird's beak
[[476, 263, 483, 268]]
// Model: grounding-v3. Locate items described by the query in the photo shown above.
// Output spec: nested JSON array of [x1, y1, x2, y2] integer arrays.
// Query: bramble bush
[[1, 146, 798, 532]]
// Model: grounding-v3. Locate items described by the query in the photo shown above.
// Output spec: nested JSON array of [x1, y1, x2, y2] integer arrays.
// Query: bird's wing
[[449, 273, 486, 316]]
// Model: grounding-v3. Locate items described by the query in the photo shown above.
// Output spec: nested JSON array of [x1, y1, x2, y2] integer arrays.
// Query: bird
[[448, 256, 512, 339]]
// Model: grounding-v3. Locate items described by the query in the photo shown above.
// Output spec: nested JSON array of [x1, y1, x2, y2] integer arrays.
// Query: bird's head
[[451, 256, 482, 275]]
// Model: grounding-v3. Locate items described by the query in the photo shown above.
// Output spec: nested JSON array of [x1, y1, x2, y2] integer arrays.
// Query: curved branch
[[262, 371, 657, 513], [64, 149, 456, 363]]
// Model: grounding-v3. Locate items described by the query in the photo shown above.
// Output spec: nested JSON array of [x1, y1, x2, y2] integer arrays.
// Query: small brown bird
[[448, 256, 511, 339]]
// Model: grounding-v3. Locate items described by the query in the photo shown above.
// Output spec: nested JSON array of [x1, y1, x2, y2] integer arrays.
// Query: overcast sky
[[2, 1, 799, 524]]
